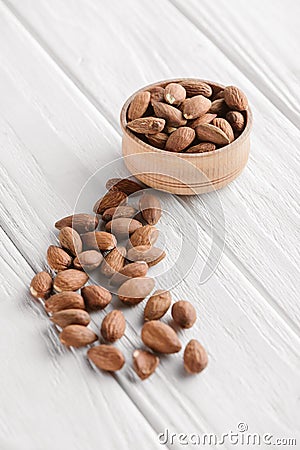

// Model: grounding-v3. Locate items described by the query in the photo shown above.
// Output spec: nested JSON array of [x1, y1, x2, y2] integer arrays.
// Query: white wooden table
[[1, 1, 299, 449]]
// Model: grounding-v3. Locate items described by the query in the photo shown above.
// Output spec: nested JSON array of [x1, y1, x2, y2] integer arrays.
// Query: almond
[[81, 285, 112, 310], [47, 245, 72, 271], [224, 85, 248, 111], [172, 301, 197, 328], [185, 142, 216, 153], [209, 98, 228, 116], [189, 113, 217, 129], [100, 246, 126, 277], [127, 117, 165, 134], [101, 310, 126, 342], [93, 191, 127, 215], [45, 292, 85, 313], [129, 225, 159, 248], [53, 269, 89, 292], [55, 214, 98, 233], [182, 95, 211, 119], [146, 132, 168, 149], [30, 271, 52, 299], [118, 277, 155, 305], [226, 110, 245, 132], [196, 123, 230, 145], [165, 127, 195, 152], [133, 350, 159, 380], [106, 178, 144, 195], [128, 91, 151, 120], [179, 80, 212, 98], [139, 193, 162, 225], [213, 89, 225, 100], [164, 83, 186, 105], [184, 339, 208, 374], [149, 86, 165, 103], [152, 101, 187, 127], [102, 206, 137, 222], [165, 126, 178, 134], [141, 321, 182, 354], [88, 345, 125, 372], [212, 118, 234, 143], [51, 309, 90, 328], [105, 218, 142, 237], [144, 289, 171, 321], [73, 250, 103, 271], [81, 231, 117, 251], [110, 261, 148, 286], [58, 227, 82, 256], [60, 325, 98, 348], [127, 246, 166, 267]]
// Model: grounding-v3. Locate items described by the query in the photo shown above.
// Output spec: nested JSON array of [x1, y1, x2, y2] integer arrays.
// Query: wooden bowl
[[120, 78, 252, 195]]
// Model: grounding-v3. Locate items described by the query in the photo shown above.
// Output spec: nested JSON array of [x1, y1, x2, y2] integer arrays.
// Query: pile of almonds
[[126, 80, 248, 153], [30, 177, 208, 379]]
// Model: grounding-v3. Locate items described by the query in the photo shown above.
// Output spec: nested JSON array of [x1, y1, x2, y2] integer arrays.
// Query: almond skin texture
[[118, 277, 155, 305], [110, 261, 148, 286], [196, 123, 230, 146], [179, 80, 212, 98], [53, 269, 89, 292], [60, 325, 98, 348], [165, 127, 196, 152], [144, 289, 171, 321], [129, 225, 159, 248], [149, 86, 165, 103], [184, 339, 208, 374], [139, 193, 162, 225], [127, 117, 165, 135], [55, 214, 99, 233], [106, 178, 144, 195], [105, 218, 142, 237], [224, 85, 248, 111], [58, 227, 82, 257], [127, 245, 166, 267], [81, 285, 112, 311], [51, 309, 90, 328], [81, 231, 117, 251], [189, 113, 217, 129], [185, 142, 216, 153], [128, 91, 151, 120], [172, 300, 197, 328], [133, 350, 159, 380], [152, 101, 187, 127], [45, 292, 85, 313], [47, 245, 72, 272], [182, 95, 211, 120], [101, 310, 126, 342], [164, 83, 186, 105], [88, 345, 125, 372], [146, 132, 168, 149], [30, 271, 52, 299], [73, 250, 103, 271], [100, 247, 126, 277], [226, 110, 245, 132], [93, 191, 127, 215], [102, 206, 137, 222], [212, 118, 234, 143], [141, 321, 182, 354]]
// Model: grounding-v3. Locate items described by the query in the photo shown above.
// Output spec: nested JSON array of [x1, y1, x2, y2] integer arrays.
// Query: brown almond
[[184, 339, 208, 374], [30, 271, 52, 299], [129, 225, 159, 248], [127, 117, 165, 135], [127, 245, 166, 267], [102, 206, 137, 222], [53, 269, 89, 292], [224, 85, 248, 111], [144, 289, 171, 321], [182, 95, 211, 120], [47, 245, 72, 272], [149, 86, 165, 103], [172, 300, 197, 328], [105, 218, 142, 237], [196, 123, 230, 145], [141, 321, 182, 354], [60, 325, 98, 348], [106, 178, 144, 195], [55, 214, 98, 233], [81, 285, 112, 310], [133, 350, 159, 380], [179, 80, 212, 98], [213, 89, 225, 100], [209, 98, 228, 116], [73, 250, 103, 271], [165, 127, 195, 152], [139, 193, 162, 225], [128, 91, 151, 120], [212, 118, 234, 143], [164, 83, 186, 105], [152, 101, 187, 127], [189, 113, 217, 129], [185, 142, 216, 153], [88, 345, 125, 372], [226, 110, 245, 132], [58, 227, 82, 256], [51, 309, 90, 328], [45, 292, 85, 313], [118, 277, 155, 305], [100, 247, 126, 277], [110, 262, 148, 286], [101, 310, 126, 342], [93, 191, 127, 215], [146, 132, 168, 149], [81, 231, 117, 251]]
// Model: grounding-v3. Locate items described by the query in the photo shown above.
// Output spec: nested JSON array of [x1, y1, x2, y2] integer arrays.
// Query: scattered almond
[[105, 218, 142, 237], [118, 277, 155, 305], [81, 285, 112, 310], [100, 246, 126, 277], [51, 309, 90, 328], [165, 127, 195, 152], [81, 231, 117, 251], [127, 117, 165, 134], [30, 271, 52, 299], [101, 310, 126, 342], [139, 193, 162, 225], [45, 292, 85, 313], [93, 191, 127, 215], [88, 345, 125, 372], [60, 325, 98, 348], [127, 91, 151, 120], [110, 261, 148, 286], [102, 206, 137, 222], [133, 350, 159, 380], [53, 269, 89, 292], [106, 178, 144, 195], [129, 225, 159, 248], [55, 214, 98, 233], [127, 245, 166, 267], [172, 301, 197, 328], [58, 227, 82, 256], [73, 250, 103, 271], [184, 339, 208, 374], [47, 245, 72, 272], [141, 321, 182, 354], [144, 289, 171, 321]]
